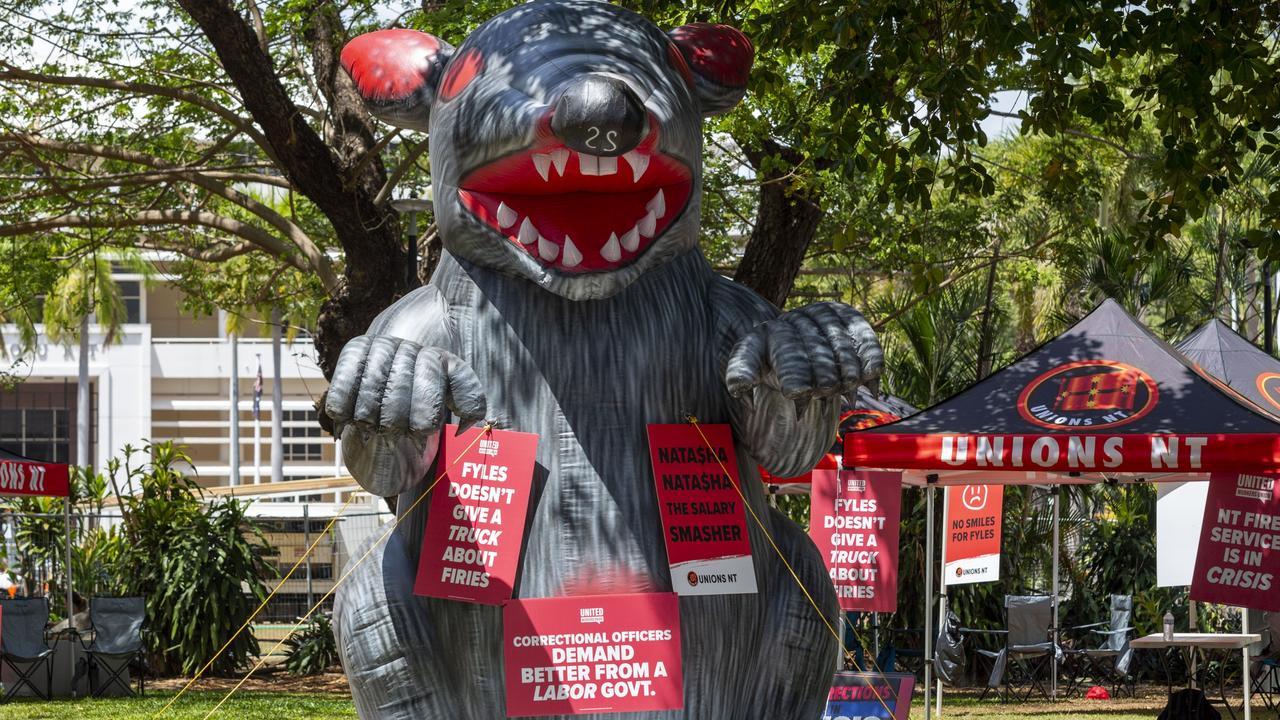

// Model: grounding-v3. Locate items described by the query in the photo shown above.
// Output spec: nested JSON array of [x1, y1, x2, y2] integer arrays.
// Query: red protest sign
[[0, 459, 69, 498], [810, 469, 901, 612], [943, 484, 1003, 586], [503, 593, 683, 717], [413, 425, 537, 605], [1191, 472, 1280, 611], [646, 424, 757, 595]]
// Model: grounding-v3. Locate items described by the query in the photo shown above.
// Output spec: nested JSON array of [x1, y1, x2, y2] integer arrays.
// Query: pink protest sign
[[1191, 471, 1280, 611], [810, 469, 901, 612]]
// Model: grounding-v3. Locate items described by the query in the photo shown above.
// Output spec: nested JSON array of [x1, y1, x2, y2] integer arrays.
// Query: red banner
[[414, 426, 537, 605], [647, 424, 757, 595], [943, 484, 1003, 586], [809, 469, 901, 612], [503, 593, 683, 717], [0, 459, 69, 498], [1191, 472, 1280, 611], [845, 432, 1280, 474]]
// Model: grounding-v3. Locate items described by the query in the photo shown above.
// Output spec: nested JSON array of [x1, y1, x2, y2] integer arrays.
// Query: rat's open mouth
[[458, 136, 692, 272]]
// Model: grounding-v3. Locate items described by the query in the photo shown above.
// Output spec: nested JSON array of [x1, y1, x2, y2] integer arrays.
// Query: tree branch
[[986, 110, 1149, 160]]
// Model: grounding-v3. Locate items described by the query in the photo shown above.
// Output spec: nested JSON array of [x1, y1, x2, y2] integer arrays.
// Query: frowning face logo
[[1017, 360, 1158, 430], [961, 484, 988, 511]]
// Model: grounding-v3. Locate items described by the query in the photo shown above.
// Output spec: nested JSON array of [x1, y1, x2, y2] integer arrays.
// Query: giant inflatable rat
[[326, 2, 883, 717]]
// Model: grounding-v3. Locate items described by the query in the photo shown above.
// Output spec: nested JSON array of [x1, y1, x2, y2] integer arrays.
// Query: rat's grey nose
[[550, 75, 646, 156]]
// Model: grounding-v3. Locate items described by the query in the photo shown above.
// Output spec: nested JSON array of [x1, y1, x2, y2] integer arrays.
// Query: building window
[[282, 409, 323, 461], [0, 408, 70, 463], [117, 280, 142, 324]]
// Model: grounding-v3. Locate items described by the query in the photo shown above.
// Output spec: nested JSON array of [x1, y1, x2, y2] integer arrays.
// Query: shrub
[[284, 613, 339, 676]]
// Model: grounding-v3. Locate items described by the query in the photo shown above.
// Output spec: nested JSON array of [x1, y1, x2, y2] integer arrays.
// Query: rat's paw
[[725, 302, 883, 403], [325, 335, 486, 438]]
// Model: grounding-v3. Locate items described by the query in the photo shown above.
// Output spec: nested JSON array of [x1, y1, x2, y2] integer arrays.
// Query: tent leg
[[65, 496, 75, 699], [1051, 486, 1060, 702], [924, 484, 935, 720], [1243, 607, 1252, 720], [936, 487, 949, 717]]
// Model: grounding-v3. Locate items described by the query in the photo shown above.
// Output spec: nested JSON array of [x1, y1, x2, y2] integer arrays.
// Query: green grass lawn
[[0, 691, 356, 719]]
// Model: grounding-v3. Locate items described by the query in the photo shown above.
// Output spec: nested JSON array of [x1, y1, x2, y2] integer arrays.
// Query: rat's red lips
[[458, 138, 692, 272]]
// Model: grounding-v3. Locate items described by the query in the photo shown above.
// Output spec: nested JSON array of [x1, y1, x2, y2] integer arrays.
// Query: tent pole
[[936, 486, 950, 717], [1051, 486, 1061, 701], [1243, 607, 1252, 720], [924, 481, 936, 720], [65, 496, 74, 698]]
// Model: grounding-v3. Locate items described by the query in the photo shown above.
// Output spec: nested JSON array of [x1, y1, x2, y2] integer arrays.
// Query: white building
[[0, 264, 354, 503]]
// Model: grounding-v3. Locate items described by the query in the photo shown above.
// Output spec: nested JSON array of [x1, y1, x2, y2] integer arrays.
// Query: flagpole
[[254, 354, 263, 485]]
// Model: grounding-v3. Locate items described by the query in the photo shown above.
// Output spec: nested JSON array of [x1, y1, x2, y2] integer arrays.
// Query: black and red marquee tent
[[1177, 319, 1280, 419], [0, 447, 69, 498], [844, 299, 1280, 485]]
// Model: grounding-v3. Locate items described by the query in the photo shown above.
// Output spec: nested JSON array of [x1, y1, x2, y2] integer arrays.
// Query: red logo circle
[[1256, 373, 1280, 412], [1017, 360, 1158, 431], [686, 571, 698, 587], [840, 409, 902, 433]]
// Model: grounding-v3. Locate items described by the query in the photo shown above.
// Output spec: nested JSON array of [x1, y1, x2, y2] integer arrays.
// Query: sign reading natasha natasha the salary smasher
[[943, 484, 1003, 586], [647, 423, 757, 596], [503, 593, 683, 717], [414, 425, 538, 605], [1191, 471, 1280, 612]]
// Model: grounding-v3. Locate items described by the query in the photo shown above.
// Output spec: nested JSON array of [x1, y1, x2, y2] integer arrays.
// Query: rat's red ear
[[341, 29, 454, 131], [667, 23, 754, 116]]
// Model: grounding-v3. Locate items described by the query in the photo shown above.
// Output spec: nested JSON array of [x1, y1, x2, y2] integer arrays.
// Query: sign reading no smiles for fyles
[[1191, 471, 1280, 612], [809, 470, 901, 612], [414, 426, 538, 605], [503, 593, 683, 717], [647, 423, 757, 595], [944, 484, 1003, 586]]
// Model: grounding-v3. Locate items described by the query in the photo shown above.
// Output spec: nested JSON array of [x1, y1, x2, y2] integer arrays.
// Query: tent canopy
[[0, 446, 71, 498], [845, 299, 1280, 485], [1177, 319, 1280, 419]]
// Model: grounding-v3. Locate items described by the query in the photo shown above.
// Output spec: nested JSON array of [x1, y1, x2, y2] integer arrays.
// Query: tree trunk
[[732, 137, 825, 308], [177, 0, 407, 377]]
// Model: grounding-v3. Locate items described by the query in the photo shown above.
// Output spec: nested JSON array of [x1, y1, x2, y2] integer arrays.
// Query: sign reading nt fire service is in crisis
[[647, 424, 757, 596], [414, 425, 538, 605], [809, 470, 901, 612], [1191, 471, 1280, 612], [943, 484, 1003, 586], [503, 593, 683, 717]]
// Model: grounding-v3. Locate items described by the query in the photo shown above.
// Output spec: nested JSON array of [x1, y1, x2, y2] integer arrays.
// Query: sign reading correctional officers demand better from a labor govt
[[823, 671, 915, 720], [1191, 471, 1280, 612], [413, 426, 538, 605], [503, 593, 683, 717], [646, 424, 758, 596], [809, 469, 901, 612], [943, 484, 1003, 586]]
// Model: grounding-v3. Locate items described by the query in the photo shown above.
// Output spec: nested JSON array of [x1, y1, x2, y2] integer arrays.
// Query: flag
[[1054, 370, 1138, 412], [253, 357, 263, 421]]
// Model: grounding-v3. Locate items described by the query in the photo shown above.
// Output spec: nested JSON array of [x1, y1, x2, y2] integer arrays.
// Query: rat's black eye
[[440, 48, 484, 101]]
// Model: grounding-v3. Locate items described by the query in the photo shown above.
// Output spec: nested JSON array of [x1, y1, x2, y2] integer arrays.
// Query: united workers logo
[[478, 438, 500, 457], [579, 607, 604, 624], [839, 409, 902, 433], [1017, 360, 1158, 431], [686, 571, 699, 587], [1256, 373, 1280, 413], [961, 484, 988, 512]]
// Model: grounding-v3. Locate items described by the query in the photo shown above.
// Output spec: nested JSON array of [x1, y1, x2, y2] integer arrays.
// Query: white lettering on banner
[[0, 463, 45, 494], [931, 435, 1211, 470]]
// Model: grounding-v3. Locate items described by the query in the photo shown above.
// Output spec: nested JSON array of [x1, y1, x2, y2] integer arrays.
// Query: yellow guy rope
[[153, 491, 360, 717], [198, 424, 493, 719], [685, 415, 900, 716]]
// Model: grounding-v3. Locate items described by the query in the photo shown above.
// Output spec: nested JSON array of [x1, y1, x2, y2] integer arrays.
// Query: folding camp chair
[[1249, 611, 1280, 713], [0, 597, 54, 701], [80, 596, 147, 697], [970, 595, 1059, 702], [1064, 594, 1135, 698]]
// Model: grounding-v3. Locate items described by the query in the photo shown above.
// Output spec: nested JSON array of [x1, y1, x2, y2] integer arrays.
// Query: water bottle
[[1163, 611, 1175, 641]]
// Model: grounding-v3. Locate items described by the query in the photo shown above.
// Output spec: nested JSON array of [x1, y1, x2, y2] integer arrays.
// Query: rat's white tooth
[[518, 217, 538, 245], [646, 189, 665, 217], [532, 154, 552, 181], [496, 202, 517, 229], [561, 235, 583, 267], [538, 235, 559, 261], [624, 151, 650, 182], [597, 156, 618, 175], [579, 153, 600, 175], [621, 226, 640, 251], [601, 232, 622, 262], [637, 210, 656, 238], [549, 148, 570, 176]]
